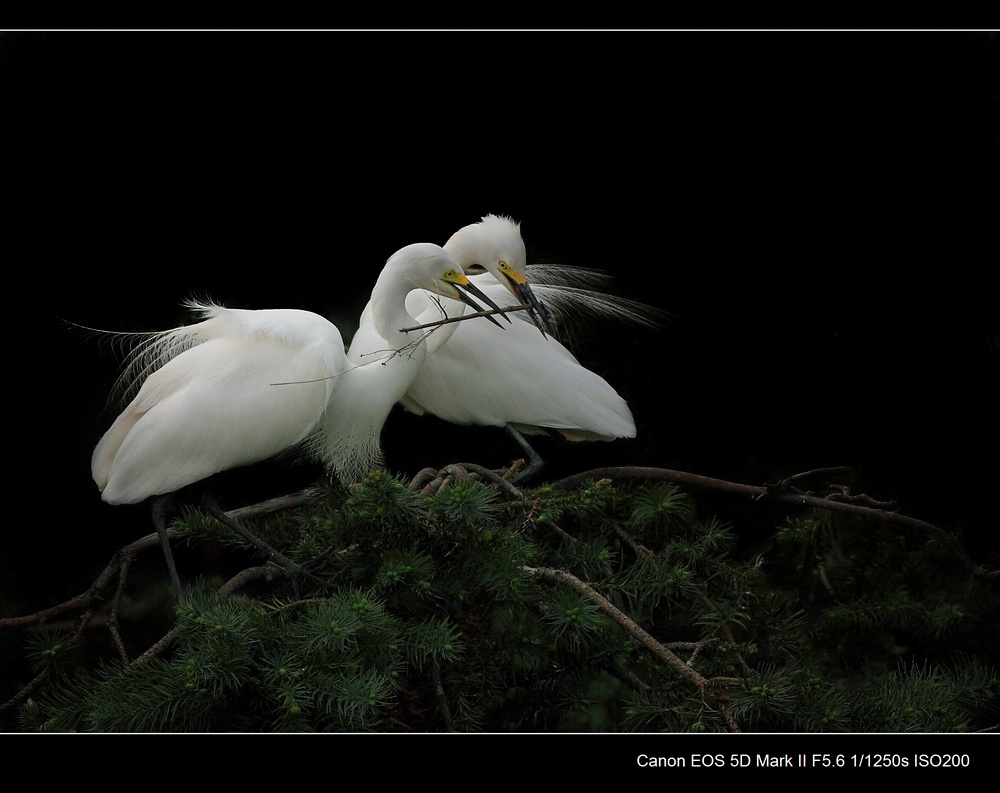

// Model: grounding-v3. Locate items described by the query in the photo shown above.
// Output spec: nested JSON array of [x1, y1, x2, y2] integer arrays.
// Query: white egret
[[353, 214, 661, 480], [92, 242, 503, 599]]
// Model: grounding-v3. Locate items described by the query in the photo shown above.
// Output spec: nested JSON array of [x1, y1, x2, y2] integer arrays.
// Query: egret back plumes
[[443, 214, 668, 340], [382, 214, 666, 444], [93, 242, 493, 504], [89, 242, 499, 599], [523, 264, 669, 345], [92, 301, 345, 505]]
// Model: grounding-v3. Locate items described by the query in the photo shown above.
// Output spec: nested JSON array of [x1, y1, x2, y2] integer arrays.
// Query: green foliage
[[11, 472, 999, 732], [852, 657, 999, 732], [628, 482, 693, 533], [24, 630, 81, 678]]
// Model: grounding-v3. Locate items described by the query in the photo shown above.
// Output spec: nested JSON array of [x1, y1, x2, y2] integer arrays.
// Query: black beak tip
[[456, 282, 507, 329], [515, 282, 553, 337]]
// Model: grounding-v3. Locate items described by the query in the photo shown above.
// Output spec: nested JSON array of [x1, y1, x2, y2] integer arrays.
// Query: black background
[[2, 31, 998, 738]]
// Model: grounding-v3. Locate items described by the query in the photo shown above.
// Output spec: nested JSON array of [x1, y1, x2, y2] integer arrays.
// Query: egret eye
[[91, 241, 482, 604], [352, 215, 639, 492]]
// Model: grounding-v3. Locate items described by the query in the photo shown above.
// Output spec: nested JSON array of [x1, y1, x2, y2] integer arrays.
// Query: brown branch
[[400, 303, 532, 333], [452, 463, 524, 497], [770, 466, 852, 489], [612, 523, 659, 567], [551, 466, 996, 580], [227, 489, 319, 521], [106, 547, 135, 662], [2, 558, 280, 714], [1, 490, 320, 634], [0, 534, 159, 631], [408, 467, 442, 491], [131, 566, 278, 665], [429, 662, 454, 732], [525, 565, 740, 731], [525, 566, 708, 688], [0, 670, 48, 715]]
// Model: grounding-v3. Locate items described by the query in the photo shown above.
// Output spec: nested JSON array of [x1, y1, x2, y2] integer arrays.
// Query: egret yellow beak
[[500, 269, 553, 337], [444, 272, 509, 329]]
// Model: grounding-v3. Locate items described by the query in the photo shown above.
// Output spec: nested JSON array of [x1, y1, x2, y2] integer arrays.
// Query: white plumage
[[93, 304, 344, 504], [90, 242, 501, 597], [358, 214, 647, 444], [93, 242, 498, 502]]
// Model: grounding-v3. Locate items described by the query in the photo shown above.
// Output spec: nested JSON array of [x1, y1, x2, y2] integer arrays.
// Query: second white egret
[[353, 215, 658, 480]]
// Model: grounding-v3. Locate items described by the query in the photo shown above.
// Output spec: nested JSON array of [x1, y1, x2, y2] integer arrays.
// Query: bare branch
[[0, 491, 317, 634], [0, 536, 156, 631], [524, 564, 742, 731], [0, 670, 48, 715], [429, 663, 454, 732], [769, 466, 853, 489], [525, 566, 708, 688], [131, 566, 279, 665], [450, 463, 523, 497], [400, 303, 532, 333], [551, 466, 997, 580], [227, 489, 319, 521]]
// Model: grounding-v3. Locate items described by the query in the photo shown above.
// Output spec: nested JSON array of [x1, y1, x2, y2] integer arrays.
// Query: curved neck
[[317, 276, 430, 482], [369, 267, 422, 345]]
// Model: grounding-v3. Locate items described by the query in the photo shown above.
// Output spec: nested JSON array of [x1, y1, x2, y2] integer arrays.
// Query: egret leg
[[202, 495, 331, 595], [151, 494, 186, 603], [505, 424, 545, 484]]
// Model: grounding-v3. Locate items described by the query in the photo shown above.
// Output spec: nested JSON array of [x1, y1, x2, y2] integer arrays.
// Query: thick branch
[[525, 565, 741, 731], [227, 489, 319, 521], [552, 466, 996, 580], [131, 565, 278, 665], [0, 534, 158, 631], [0, 493, 317, 633], [525, 565, 708, 688]]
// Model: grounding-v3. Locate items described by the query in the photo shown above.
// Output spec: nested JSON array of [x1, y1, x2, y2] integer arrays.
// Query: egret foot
[[505, 424, 545, 484]]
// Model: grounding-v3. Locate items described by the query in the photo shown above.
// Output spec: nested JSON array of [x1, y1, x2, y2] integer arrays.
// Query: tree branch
[[525, 565, 741, 731], [130, 565, 278, 665], [551, 466, 997, 580], [400, 303, 532, 333], [525, 566, 708, 687]]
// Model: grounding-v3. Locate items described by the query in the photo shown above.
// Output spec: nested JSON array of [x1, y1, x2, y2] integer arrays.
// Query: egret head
[[444, 214, 552, 335], [382, 242, 507, 323]]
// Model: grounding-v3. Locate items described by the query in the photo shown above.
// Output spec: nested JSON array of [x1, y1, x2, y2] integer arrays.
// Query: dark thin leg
[[151, 494, 185, 603], [202, 495, 331, 595], [505, 424, 545, 484]]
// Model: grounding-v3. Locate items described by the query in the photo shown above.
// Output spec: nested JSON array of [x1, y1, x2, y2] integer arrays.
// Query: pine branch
[[1, 490, 320, 634], [525, 565, 742, 732], [525, 568, 697, 684], [6, 460, 995, 732], [131, 566, 278, 666], [0, 533, 157, 631], [227, 489, 320, 520], [552, 466, 997, 580]]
